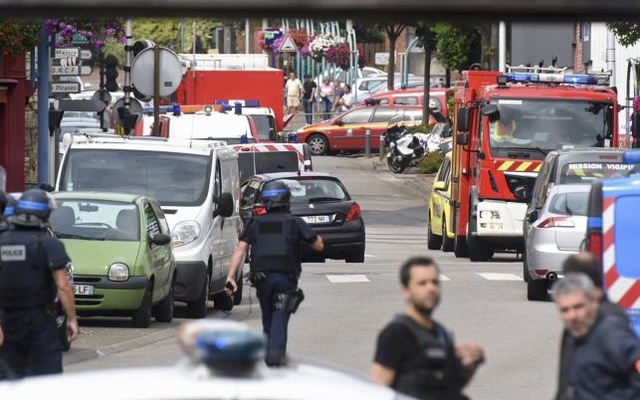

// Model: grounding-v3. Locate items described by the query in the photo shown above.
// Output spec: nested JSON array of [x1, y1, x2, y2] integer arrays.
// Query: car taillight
[[586, 232, 603, 264], [538, 217, 574, 228], [345, 203, 361, 222], [253, 206, 267, 216]]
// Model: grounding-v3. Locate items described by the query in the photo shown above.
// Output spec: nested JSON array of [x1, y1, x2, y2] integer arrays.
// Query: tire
[[441, 217, 454, 252], [386, 149, 406, 174], [186, 273, 210, 319], [427, 210, 442, 250], [346, 251, 365, 263], [467, 221, 491, 262], [132, 286, 152, 328], [453, 234, 468, 258], [527, 279, 548, 301], [233, 270, 244, 306], [306, 133, 329, 156], [154, 285, 174, 323], [522, 251, 530, 283]]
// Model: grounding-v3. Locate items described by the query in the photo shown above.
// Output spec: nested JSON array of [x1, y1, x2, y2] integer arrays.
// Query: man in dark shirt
[[553, 273, 640, 400], [302, 74, 317, 125], [555, 252, 629, 400], [371, 256, 485, 400]]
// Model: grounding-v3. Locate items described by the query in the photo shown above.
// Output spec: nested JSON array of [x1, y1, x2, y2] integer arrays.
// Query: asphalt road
[[63, 155, 562, 400]]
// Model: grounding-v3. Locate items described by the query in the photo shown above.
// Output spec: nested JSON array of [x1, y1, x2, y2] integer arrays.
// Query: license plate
[[74, 284, 94, 296], [302, 215, 331, 224]]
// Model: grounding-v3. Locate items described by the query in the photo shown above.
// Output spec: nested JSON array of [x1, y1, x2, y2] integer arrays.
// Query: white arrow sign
[[54, 48, 80, 59], [51, 82, 81, 94], [80, 66, 92, 76], [80, 50, 92, 60], [51, 65, 80, 75]]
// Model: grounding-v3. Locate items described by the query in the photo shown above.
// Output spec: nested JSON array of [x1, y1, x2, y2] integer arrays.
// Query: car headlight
[[108, 263, 129, 282], [479, 210, 501, 220], [171, 220, 201, 247]]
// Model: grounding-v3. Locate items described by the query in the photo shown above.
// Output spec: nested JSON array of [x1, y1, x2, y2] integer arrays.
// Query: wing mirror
[[151, 233, 172, 246], [456, 132, 469, 146], [433, 181, 446, 191], [514, 185, 531, 202], [527, 210, 539, 224], [214, 192, 234, 218], [482, 104, 500, 123], [457, 107, 470, 132]]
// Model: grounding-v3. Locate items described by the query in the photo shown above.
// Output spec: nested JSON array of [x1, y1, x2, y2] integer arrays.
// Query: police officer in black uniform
[[0, 188, 79, 378], [225, 180, 323, 366], [0, 190, 9, 232]]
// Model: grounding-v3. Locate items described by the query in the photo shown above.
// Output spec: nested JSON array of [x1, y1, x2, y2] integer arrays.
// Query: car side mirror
[[514, 185, 531, 202], [456, 132, 469, 146], [433, 181, 446, 191], [528, 210, 539, 224], [151, 233, 171, 246], [214, 192, 234, 218], [457, 107, 471, 132], [482, 104, 500, 123]]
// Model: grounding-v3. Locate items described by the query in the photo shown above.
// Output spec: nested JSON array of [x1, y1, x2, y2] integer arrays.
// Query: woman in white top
[[337, 84, 353, 112], [318, 77, 335, 120]]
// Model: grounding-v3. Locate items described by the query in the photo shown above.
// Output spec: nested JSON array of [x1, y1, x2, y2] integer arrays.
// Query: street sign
[[51, 82, 81, 94], [52, 57, 78, 67], [279, 34, 298, 53], [80, 66, 92, 76], [130, 47, 182, 97], [80, 50, 92, 60], [54, 48, 80, 59], [51, 65, 80, 76], [375, 52, 390, 65]]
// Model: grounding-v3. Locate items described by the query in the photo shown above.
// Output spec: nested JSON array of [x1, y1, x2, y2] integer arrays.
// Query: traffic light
[[131, 40, 156, 101], [104, 54, 119, 92]]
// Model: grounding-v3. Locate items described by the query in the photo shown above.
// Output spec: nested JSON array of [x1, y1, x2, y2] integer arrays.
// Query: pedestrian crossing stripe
[[323, 273, 522, 283], [326, 274, 370, 283], [476, 273, 522, 281]]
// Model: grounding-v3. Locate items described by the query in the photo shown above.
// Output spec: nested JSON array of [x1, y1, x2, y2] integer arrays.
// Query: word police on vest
[[1, 245, 27, 261]]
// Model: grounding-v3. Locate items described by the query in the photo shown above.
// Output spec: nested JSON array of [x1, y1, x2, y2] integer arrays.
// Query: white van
[[55, 134, 242, 318]]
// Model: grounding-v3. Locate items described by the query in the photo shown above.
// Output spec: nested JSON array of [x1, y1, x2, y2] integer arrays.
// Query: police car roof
[[547, 147, 626, 161], [255, 171, 336, 181]]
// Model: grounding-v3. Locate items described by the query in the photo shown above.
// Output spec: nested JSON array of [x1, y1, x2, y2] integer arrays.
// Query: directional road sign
[[80, 66, 92, 76], [51, 65, 80, 76], [51, 82, 81, 94], [54, 48, 80, 59]]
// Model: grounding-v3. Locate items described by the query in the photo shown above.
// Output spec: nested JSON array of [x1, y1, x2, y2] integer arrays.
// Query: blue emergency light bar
[[504, 73, 600, 85], [623, 150, 640, 164], [194, 330, 265, 363]]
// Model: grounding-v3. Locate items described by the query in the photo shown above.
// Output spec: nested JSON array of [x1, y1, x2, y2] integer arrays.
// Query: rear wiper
[[55, 231, 105, 241], [308, 197, 341, 203]]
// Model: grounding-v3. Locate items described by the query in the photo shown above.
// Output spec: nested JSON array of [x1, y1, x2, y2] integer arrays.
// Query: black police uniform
[[0, 225, 71, 378], [239, 210, 318, 366], [374, 315, 470, 400]]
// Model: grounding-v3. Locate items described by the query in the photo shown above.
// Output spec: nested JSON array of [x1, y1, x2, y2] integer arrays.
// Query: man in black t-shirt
[[302, 74, 317, 125], [371, 256, 485, 400]]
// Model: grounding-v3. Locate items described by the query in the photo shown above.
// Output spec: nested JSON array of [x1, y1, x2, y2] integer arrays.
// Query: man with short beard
[[371, 256, 485, 400], [553, 273, 640, 400]]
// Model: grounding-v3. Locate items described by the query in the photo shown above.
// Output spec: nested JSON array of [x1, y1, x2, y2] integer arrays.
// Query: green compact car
[[50, 192, 176, 328]]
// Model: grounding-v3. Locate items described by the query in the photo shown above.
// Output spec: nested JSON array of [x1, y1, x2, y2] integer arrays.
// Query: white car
[[0, 320, 412, 400]]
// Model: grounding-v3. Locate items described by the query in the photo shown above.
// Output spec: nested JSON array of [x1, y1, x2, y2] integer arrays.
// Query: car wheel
[[441, 217, 454, 252], [386, 149, 406, 174], [522, 251, 530, 283], [186, 273, 209, 319], [467, 221, 491, 262], [132, 286, 152, 328], [233, 270, 244, 306], [527, 279, 548, 301], [453, 234, 468, 258], [346, 251, 365, 263], [154, 285, 174, 323], [427, 210, 443, 250], [306, 133, 329, 156]]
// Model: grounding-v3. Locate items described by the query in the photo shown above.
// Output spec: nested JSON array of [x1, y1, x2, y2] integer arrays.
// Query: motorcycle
[[385, 122, 448, 174]]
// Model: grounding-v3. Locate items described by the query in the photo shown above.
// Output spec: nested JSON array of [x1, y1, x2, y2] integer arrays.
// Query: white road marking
[[477, 273, 522, 281], [365, 254, 377, 258], [326, 274, 370, 283], [439, 274, 451, 281]]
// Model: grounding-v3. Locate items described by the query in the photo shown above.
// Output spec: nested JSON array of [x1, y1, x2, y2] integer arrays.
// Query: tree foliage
[[0, 20, 41, 54], [432, 24, 482, 72], [607, 22, 640, 47]]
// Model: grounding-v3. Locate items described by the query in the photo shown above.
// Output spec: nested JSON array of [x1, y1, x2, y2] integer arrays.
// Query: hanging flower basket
[[45, 19, 126, 48], [0, 20, 41, 54], [308, 33, 333, 60]]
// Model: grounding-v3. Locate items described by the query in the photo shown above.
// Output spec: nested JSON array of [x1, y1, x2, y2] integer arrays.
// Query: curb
[[63, 327, 177, 366]]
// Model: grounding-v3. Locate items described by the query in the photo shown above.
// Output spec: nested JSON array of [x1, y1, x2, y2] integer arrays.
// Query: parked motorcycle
[[385, 121, 448, 174]]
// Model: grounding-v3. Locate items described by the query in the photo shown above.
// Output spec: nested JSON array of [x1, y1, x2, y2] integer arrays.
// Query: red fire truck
[[450, 66, 619, 261]]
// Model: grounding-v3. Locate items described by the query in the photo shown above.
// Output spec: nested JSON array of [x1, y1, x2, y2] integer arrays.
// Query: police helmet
[[262, 181, 291, 211], [3, 195, 16, 217], [12, 188, 54, 226], [0, 190, 6, 215]]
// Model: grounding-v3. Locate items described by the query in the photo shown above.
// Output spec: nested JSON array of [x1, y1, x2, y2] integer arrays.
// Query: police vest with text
[[0, 230, 53, 309], [249, 212, 302, 276]]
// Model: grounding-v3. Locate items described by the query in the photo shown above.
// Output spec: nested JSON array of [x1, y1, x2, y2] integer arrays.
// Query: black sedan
[[240, 172, 365, 263]]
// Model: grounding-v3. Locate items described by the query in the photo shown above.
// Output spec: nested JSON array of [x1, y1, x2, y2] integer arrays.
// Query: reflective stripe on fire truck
[[229, 143, 305, 163], [495, 161, 542, 172], [602, 197, 640, 309]]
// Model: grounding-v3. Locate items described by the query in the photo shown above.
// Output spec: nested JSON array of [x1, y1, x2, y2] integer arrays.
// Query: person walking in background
[[371, 256, 485, 400], [285, 71, 304, 116], [318, 77, 334, 121], [332, 79, 345, 112], [302, 74, 317, 125], [336, 84, 353, 112], [553, 273, 640, 400]]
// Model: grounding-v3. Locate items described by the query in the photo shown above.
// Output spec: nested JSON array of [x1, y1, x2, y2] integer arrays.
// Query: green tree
[[607, 22, 640, 47], [432, 24, 482, 73]]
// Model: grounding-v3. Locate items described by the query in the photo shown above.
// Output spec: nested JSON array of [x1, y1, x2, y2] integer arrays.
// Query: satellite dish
[[112, 97, 143, 126], [130, 47, 182, 97]]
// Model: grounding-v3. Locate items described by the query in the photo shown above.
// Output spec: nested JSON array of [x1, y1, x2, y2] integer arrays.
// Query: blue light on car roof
[[240, 134, 249, 144], [172, 104, 181, 116], [234, 103, 242, 115], [623, 150, 640, 164], [245, 100, 260, 107], [563, 74, 599, 84], [288, 132, 298, 143], [194, 330, 265, 364]]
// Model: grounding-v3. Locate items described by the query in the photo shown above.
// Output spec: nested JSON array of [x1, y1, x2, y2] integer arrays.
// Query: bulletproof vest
[[392, 315, 462, 400], [249, 212, 301, 275], [0, 229, 51, 309]]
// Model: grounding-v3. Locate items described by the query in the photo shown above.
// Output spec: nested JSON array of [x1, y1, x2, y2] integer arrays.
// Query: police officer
[[372, 256, 485, 400], [0, 190, 8, 232], [491, 108, 517, 143], [225, 180, 323, 366], [0, 188, 79, 378]]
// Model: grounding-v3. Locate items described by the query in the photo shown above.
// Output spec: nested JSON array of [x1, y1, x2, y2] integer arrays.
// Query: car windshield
[[50, 199, 140, 241], [275, 178, 350, 203], [488, 99, 615, 159], [560, 161, 635, 183], [238, 152, 299, 184], [548, 191, 589, 216], [250, 114, 276, 141], [59, 149, 211, 206]]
